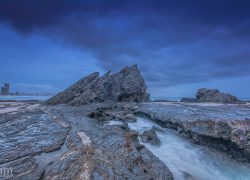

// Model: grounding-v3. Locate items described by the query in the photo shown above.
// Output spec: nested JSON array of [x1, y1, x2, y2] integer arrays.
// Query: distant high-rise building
[[1, 83, 10, 95]]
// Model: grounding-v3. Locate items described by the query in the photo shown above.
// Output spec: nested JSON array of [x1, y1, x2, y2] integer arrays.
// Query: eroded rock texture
[[136, 102, 250, 162], [0, 101, 173, 180], [0, 102, 70, 179], [140, 126, 161, 145], [181, 88, 240, 103], [46, 65, 149, 106], [196, 88, 240, 103], [42, 104, 173, 180]]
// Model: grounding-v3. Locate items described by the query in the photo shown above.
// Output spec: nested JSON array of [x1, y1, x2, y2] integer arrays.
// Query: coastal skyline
[[0, 0, 250, 97]]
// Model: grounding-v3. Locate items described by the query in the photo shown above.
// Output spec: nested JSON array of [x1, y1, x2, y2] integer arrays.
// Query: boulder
[[46, 65, 149, 106], [119, 113, 137, 122], [140, 126, 161, 145], [196, 88, 240, 103]]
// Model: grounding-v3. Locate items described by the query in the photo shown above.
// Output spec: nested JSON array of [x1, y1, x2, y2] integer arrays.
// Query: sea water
[[0, 95, 51, 101], [128, 117, 250, 180]]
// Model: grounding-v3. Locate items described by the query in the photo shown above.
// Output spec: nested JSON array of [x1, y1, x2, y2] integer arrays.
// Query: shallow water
[[151, 96, 250, 101], [0, 95, 51, 101], [128, 117, 250, 180]]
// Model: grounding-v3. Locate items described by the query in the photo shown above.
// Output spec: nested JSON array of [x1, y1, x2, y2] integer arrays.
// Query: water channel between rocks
[[108, 117, 250, 180]]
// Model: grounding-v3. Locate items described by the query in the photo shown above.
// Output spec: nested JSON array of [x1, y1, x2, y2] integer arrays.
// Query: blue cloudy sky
[[0, 0, 250, 98]]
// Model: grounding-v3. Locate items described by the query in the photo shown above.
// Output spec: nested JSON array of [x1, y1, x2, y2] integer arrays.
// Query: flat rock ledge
[[136, 102, 250, 162], [0, 101, 173, 180], [77, 102, 250, 163], [2, 100, 250, 179]]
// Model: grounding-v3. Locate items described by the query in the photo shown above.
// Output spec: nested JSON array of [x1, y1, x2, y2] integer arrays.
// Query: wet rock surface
[[0, 102, 69, 179], [0, 109, 69, 165], [140, 127, 161, 145], [136, 102, 250, 162], [43, 105, 173, 180], [46, 65, 149, 106], [1, 100, 250, 179], [87, 104, 137, 122], [0, 101, 173, 180]]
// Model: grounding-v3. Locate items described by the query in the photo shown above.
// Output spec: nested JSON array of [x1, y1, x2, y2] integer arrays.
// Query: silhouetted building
[[1, 83, 10, 95]]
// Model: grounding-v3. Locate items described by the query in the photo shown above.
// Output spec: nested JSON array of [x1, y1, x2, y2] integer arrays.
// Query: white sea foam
[[129, 117, 250, 180]]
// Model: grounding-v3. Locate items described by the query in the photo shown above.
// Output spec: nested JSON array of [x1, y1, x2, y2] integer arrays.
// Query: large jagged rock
[[46, 65, 149, 106], [46, 72, 100, 105], [196, 88, 240, 103]]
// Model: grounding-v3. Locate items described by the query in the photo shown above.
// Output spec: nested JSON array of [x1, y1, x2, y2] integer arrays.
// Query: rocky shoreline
[[1, 65, 250, 179], [1, 100, 250, 179], [135, 102, 250, 163], [0, 101, 173, 179], [84, 101, 250, 163]]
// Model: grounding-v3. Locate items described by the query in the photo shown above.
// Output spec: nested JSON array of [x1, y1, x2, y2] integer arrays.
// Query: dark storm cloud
[[0, 0, 250, 87]]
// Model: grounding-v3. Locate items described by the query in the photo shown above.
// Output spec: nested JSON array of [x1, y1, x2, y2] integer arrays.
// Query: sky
[[0, 0, 250, 98]]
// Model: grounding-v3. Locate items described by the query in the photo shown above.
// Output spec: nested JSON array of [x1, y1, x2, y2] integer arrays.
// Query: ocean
[[151, 96, 250, 101], [0, 95, 51, 101], [0, 95, 249, 102]]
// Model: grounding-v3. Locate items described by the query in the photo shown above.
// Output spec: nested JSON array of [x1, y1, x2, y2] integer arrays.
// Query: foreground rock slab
[[43, 105, 173, 179], [2, 100, 250, 179], [0, 102, 69, 179], [0, 101, 173, 179]]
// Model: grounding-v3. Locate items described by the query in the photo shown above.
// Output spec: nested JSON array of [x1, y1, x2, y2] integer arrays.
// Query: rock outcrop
[[196, 88, 240, 103], [46, 65, 149, 106], [140, 126, 161, 145], [88, 104, 137, 122], [181, 88, 240, 103]]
